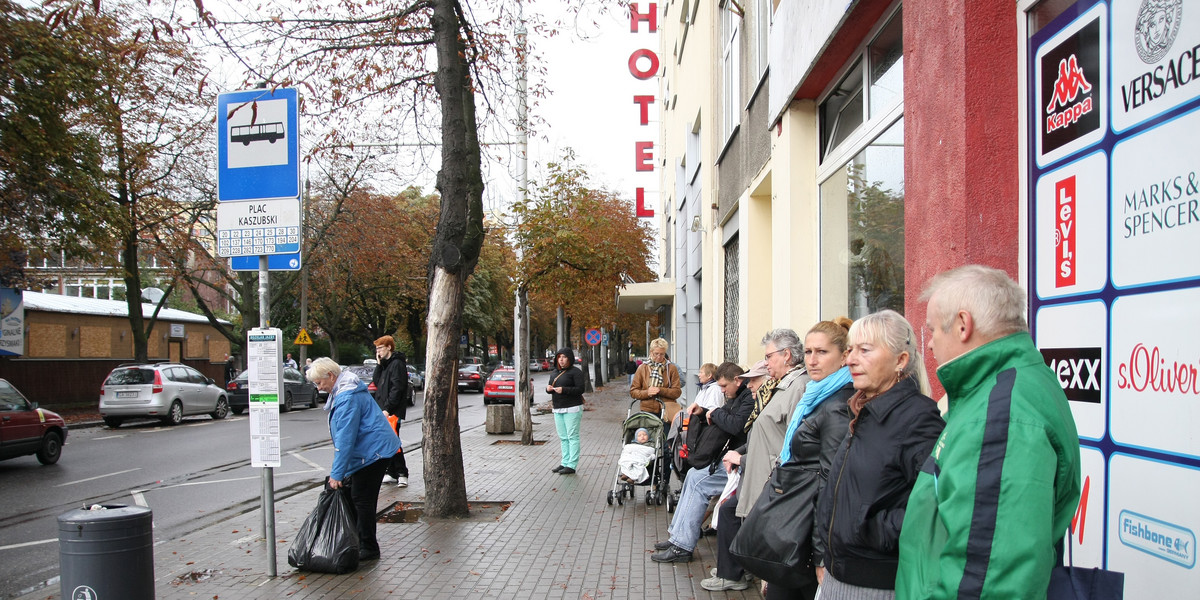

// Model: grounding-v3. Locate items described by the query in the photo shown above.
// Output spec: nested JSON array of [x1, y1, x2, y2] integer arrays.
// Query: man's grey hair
[[306, 357, 341, 382], [761, 328, 804, 367], [920, 264, 1028, 339]]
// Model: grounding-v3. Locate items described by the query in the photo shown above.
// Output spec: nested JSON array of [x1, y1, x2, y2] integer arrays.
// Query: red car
[[0, 378, 67, 465], [540, 358, 551, 371], [483, 368, 516, 405]]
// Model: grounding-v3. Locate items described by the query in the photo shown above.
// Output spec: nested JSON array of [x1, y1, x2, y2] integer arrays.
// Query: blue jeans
[[553, 410, 582, 468], [667, 466, 728, 552]]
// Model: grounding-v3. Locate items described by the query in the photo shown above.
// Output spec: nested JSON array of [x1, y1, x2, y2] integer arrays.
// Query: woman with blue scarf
[[723, 318, 857, 600]]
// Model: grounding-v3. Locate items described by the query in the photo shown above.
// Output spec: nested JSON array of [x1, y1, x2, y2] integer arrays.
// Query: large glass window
[[819, 8, 903, 162], [820, 119, 905, 318]]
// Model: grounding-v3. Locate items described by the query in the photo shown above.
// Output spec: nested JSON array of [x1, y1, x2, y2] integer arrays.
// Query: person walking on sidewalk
[[547, 348, 587, 474], [372, 335, 410, 488], [308, 357, 401, 562]]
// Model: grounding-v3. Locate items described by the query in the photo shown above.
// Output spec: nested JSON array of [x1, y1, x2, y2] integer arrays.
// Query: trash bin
[[58, 504, 154, 600]]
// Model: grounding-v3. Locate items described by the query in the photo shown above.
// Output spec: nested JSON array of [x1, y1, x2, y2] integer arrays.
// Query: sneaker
[[396, 476, 408, 488], [382, 474, 397, 484], [653, 540, 674, 550], [701, 575, 750, 591], [650, 544, 693, 563]]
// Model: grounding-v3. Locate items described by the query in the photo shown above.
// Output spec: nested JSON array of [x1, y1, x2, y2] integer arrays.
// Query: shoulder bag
[[729, 461, 823, 588]]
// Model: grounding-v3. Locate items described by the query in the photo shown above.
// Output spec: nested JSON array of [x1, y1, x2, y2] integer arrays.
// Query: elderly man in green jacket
[[896, 265, 1081, 600]]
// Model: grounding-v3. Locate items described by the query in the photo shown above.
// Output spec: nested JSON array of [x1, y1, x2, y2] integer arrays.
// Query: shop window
[[820, 119, 906, 318]]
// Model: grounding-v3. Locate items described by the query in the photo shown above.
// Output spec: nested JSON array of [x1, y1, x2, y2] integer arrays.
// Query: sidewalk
[[25, 377, 763, 599]]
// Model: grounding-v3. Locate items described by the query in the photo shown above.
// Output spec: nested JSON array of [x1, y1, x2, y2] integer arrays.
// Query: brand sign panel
[[1026, 0, 1200, 586], [1111, 0, 1198, 132]]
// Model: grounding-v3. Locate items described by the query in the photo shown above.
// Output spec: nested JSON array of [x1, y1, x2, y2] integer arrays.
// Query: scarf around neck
[[778, 365, 852, 463], [744, 375, 781, 432]]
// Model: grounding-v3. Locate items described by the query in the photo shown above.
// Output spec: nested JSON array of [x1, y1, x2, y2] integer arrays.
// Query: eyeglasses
[[764, 348, 786, 361]]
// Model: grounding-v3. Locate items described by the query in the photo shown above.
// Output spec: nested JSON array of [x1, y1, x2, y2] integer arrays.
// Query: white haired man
[[896, 265, 1081, 600]]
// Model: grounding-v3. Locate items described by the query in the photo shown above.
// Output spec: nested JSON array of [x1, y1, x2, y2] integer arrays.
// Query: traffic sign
[[294, 329, 313, 345], [217, 88, 300, 202], [217, 197, 301, 256], [230, 252, 302, 271], [602, 332, 610, 346], [585, 328, 602, 346]]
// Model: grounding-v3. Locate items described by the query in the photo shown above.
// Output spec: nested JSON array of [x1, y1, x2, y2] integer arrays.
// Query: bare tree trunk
[[516, 285, 534, 444], [422, 0, 485, 519]]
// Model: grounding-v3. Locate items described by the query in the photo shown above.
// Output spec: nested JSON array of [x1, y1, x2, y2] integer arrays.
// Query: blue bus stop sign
[[217, 88, 300, 202]]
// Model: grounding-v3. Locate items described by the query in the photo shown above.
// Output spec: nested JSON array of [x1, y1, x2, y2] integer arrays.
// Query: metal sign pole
[[259, 255, 277, 576]]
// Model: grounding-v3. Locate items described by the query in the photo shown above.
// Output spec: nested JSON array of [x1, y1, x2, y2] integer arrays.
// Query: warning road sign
[[585, 328, 601, 346], [293, 329, 313, 345]]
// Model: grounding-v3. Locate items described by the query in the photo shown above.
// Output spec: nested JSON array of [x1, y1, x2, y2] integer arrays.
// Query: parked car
[[0, 379, 67, 465], [99, 363, 229, 428], [225, 367, 319, 414], [540, 358, 551, 371], [457, 364, 485, 393], [483, 368, 517, 405], [345, 364, 414, 407], [528, 360, 541, 373], [407, 365, 425, 391]]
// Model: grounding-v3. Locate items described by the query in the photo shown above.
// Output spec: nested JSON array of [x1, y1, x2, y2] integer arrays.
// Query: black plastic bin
[[58, 504, 155, 600]]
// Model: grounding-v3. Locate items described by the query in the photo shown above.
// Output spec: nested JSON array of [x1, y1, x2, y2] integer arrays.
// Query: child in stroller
[[607, 400, 671, 507]]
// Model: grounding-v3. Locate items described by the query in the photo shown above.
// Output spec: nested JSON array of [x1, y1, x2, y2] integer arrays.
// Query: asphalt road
[[0, 381, 510, 600]]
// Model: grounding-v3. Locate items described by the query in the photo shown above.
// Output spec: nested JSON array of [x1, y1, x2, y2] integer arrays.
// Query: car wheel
[[309, 389, 318, 409], [231, 407, 245, 416], [103, 417, 123, 429], [36, 431, 63, 465], [163, 401, 184, 426], [211, 397, 230, 420], [407, 388, 415, 407], [281, 391, 293, 413]]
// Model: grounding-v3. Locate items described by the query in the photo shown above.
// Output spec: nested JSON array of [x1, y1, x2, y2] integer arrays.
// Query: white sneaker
[[396, 476, 408, 488], [701, 575, 750, 591], [382, 474, 397, 484]]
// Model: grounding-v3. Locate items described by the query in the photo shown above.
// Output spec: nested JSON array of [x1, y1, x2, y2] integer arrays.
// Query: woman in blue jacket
[[308, 357, 401, 562]]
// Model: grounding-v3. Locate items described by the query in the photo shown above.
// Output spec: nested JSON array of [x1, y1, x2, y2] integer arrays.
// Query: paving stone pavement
[[23, 376, 765, 600]]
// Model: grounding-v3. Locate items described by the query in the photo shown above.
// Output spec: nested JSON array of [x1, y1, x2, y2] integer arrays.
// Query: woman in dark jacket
[[546, 348, 586, 474], [815, 310, 944, 600]]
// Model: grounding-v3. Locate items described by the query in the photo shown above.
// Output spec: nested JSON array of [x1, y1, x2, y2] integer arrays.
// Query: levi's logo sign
[[1040, 347, 1102, 403]]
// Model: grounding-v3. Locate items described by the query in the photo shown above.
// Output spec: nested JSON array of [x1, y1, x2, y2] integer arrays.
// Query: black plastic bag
[[287, 486, 359, 574]]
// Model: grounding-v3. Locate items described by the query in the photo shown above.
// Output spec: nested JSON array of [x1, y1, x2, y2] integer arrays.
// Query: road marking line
[[92, 434, 127, 440], [288, 450, 322, 470], [130, 469, 323, 498], [55, 468, 141, 487], [0, 538, 56, 551], [131, 490, 148, 506]]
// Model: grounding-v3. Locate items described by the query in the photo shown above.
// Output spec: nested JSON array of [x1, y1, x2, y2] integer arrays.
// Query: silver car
[[99, 363, 230, 428]]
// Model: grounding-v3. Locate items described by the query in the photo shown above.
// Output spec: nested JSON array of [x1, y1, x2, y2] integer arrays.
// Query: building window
[[820, 119, 905, 318], [723, 235, 740, 363], [819, 8, 903, 162], [755, 0, 770, 80], [722, 2, 740, 140]]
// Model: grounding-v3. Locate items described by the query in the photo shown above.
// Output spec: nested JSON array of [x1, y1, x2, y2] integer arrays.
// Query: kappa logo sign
[[1041, 347, 1102, 403], [1041, 18, 1102, 154]]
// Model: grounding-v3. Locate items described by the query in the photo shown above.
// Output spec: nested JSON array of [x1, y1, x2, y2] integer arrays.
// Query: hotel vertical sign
[[1027, 0, 1200, 594]]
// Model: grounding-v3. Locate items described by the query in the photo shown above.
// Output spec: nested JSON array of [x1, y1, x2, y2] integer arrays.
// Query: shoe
[[382, 474, 397, 484], [701, 526, 717, 536], [558, 467, 576, 474], [701, 575, 750, 591], [551, 465, 565, 473], [653, 540, 674, 550], [650, 544, 693, 563], [396, 476, 408, 488], [358, 549, 380, 561]]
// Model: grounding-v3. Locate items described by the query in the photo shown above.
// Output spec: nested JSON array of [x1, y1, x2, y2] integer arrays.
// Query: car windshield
[[489, 370, 515, 381], [105, 368, 155, 385]]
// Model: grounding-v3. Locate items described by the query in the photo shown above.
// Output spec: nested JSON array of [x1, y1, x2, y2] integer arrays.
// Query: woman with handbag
[[547, 348, 587, 474], [724, 319, 856, 599], [813, 310, 945, 600]]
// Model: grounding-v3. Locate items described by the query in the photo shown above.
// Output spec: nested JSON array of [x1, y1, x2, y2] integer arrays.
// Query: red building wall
[[904, 0, 1021, 394]]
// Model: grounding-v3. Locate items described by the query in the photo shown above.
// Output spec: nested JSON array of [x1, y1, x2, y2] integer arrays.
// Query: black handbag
[[1047, 530, 1124, 600], [728, 461, 823, 588]]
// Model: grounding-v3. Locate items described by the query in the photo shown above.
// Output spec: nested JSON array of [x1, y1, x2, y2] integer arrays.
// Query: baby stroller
[[664, 410, 692, 512], [606, 399, 672, 507]]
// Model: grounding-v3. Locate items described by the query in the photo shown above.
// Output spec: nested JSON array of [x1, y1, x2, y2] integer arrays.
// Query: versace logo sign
[[1134, 0, 1183, 64]]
